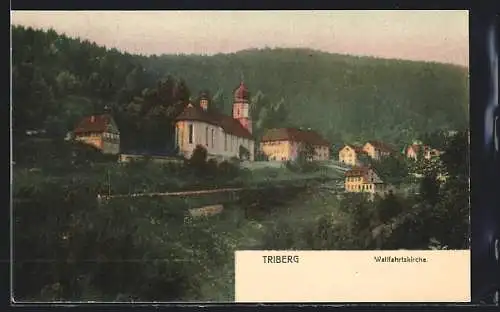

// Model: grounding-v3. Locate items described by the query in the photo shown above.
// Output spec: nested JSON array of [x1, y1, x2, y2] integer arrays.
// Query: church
[[174, 81, 255, 161]]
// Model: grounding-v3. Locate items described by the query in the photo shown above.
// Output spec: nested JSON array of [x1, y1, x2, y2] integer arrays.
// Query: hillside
[[12, 25, 469, 153]]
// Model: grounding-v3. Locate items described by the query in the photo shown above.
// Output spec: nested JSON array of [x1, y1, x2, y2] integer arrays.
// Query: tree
[[439, 130, 469, 179], [419, 130, 448, 151], [211, 88, 226, 113], [419, 169, 440, 206], [188, 145, 208, 175], [371, 155, 410, 185], [12, 64, 57, 140], [339, 193, 376, 248], [375, 192, 403, 224], [357, 153, 373, 166], [239, 145, 251, 161]]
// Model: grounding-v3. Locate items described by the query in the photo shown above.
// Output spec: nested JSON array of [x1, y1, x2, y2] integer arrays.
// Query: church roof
[[234, 81, 249, 101], [175, 104, 253, 140], [198, 90, 210, 100], [261, 128, 330, 146]]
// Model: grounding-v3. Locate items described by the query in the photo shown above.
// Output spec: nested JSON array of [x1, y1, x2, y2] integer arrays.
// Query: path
[[98, 187, 245, 200]]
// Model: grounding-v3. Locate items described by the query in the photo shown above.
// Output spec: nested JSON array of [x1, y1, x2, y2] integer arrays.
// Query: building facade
[[73, 114, 120, 155], [260, 128, 330, 161], [339, 144, 365, 166], [174, 82, 255, 161], [406, 144, 442, 161], [344, 166, 392, 199]]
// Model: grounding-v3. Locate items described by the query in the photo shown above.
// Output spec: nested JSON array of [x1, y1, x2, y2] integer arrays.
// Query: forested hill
[[12, 25, 469, 153]]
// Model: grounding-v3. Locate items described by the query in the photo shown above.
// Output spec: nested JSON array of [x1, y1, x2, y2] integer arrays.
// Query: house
[[406, 144, 441, 161], [174, 81, 255, 161], [260, 128, 330, 161], [73, 113, 120, 155], [363, 141, 394, 160], [338, 144, 365, 166], [344, 166, 393, 199]]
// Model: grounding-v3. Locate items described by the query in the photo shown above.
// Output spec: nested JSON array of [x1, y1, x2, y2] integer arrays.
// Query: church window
[[205, 126, 209, 146], [211, 129, 215, 148], [188, 124, 194, 144]]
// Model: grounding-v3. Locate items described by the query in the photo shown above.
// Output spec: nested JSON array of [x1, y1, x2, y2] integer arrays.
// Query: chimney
[[90, 116, 95, 123]]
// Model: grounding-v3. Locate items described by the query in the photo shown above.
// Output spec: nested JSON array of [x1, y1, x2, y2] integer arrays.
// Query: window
[[188, 124, 194, 144], [205, 126, 209, 146], [211, 129, 215, 148]]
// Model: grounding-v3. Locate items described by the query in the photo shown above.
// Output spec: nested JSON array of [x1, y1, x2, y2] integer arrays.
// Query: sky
[[11, 10, 469, 67]]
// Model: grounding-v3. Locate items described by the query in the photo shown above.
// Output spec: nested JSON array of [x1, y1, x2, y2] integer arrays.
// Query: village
[[69, 80, 448, 202]]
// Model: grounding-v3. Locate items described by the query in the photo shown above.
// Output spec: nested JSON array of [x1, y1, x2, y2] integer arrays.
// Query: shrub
[[238, 145, 251, 161], [218, 160, 239, 179], [188, 145, 208, 174]]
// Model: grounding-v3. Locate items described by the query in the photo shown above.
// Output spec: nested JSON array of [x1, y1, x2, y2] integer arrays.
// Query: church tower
[[232, 81, 252, 134], [199, 90, 210, 111]]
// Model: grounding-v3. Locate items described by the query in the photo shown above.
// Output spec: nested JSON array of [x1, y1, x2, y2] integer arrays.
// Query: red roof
[[234, 82, 249, 102], [74, 114, 117, 134], [175, 104, 253, 140], [366, 140, 395, 153], [345, 166, 369, 176], [407, 144, 431, 154], [344, 166, 383, 184], [260, 128, 330, 146]]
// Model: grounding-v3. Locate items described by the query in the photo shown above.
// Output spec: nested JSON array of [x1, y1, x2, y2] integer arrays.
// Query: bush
[[285, 158, 319, 173], [13, 171, 236, 301], [189, 145, 208, 167], [218, 161, 240, 179], [238, 145, 251, 161]]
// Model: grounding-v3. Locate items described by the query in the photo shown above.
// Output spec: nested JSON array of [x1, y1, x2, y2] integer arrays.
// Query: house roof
[[407, 143, 439, 154], [345, 166, 371, 177], [175, 104, 253, 140], [365, 140, 395, 153], [74, 114, 118, 134], [407, 144, 422, 153], [260, 128, 330, 146], [342, 144, 365, 154]]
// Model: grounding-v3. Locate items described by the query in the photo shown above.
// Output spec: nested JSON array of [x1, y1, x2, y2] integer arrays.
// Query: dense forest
[[12, 25, 469, 156]]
